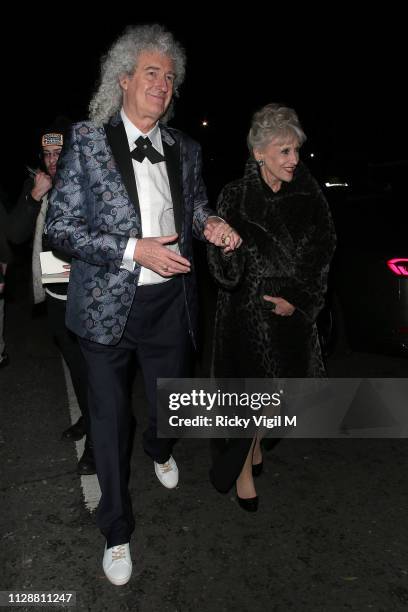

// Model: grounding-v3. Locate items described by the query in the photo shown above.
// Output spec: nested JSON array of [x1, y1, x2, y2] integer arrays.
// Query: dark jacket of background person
[[7, 179, 39, 245], [7, 179, 67, 301], [0, 197, 12, 265], [208, 158, 336, 377], [1, 191, 13, 363], [0, 199, 11, 296]]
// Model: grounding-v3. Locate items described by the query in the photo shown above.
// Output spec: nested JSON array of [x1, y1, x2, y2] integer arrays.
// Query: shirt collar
[[120, 108, 161, 150]]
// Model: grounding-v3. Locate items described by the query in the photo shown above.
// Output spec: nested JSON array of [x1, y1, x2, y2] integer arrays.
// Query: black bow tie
[[130, 136, 165, 164]]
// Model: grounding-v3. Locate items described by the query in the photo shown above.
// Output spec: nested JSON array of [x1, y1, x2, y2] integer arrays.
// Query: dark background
[[3, 17, 408, 609], [1, 13, 406, 201]]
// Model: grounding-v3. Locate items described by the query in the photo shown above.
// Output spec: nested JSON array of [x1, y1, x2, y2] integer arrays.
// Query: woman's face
[[255, 135, 300, 188]]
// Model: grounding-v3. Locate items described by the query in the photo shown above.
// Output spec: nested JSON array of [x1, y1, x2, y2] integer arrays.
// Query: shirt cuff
[[121, 237, 137, 272], [207, 215, 225, 223]]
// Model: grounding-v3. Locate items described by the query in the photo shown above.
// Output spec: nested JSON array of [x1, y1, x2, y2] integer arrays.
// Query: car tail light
[[387, 258, 408, 276]]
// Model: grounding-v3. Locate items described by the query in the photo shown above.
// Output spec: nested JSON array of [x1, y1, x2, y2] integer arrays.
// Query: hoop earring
[[257, 159, 264, 167]]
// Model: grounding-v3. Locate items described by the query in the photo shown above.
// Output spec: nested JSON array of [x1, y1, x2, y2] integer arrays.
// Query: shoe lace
[[111, 545, 126, 561], [159, 461, 172, 474]]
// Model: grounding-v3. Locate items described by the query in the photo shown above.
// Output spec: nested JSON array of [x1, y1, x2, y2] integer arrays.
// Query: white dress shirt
[[120, 108, 180, 285]]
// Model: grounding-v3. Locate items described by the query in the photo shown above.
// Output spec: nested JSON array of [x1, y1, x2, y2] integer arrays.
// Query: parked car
[[314, 158, 408, 357]]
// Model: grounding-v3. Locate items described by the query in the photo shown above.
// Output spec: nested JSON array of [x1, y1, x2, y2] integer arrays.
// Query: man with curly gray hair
[[46, 23, 241, 585]]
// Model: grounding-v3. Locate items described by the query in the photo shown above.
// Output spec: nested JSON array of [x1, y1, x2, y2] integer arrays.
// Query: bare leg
[[252, 435, 263, 466], [236, 437, 257, 499]]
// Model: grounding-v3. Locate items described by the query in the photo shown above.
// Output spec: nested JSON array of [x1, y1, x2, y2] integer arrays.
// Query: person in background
[[208, 103, 336, 512], [7, 118, 95, 475], [0, 187, 12, 368], [46, 24, 241, 586]]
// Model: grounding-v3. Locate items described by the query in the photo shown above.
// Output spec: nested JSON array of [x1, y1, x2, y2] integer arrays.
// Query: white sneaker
[[102, 542, 132, 586], [154, 455, 179, 489]]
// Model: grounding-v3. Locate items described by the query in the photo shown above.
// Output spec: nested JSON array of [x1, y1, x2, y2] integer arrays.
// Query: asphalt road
[[2, 253, 408, 611]]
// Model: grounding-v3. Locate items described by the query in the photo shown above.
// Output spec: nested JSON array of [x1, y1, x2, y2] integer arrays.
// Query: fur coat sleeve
[[207, 183, 247, 289]]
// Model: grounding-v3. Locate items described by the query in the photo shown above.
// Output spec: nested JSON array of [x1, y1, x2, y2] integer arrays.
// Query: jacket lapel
[[104, 120, 141, 218], [161, 127, 183, 238], [104, 119, 183, 239]]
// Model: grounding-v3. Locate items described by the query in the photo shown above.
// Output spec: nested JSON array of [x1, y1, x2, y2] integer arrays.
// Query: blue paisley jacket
[[45, 113, 214, 346]]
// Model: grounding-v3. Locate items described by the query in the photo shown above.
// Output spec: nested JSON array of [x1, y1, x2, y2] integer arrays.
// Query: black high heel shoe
[[237, 494, 259, 512], [252, 461, 263, 477], [61, 416, 85, 441]]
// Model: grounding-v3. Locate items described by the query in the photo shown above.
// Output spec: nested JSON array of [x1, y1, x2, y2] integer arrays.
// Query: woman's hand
[[263, 295, 295, 316], [204, 217, 242, 252]]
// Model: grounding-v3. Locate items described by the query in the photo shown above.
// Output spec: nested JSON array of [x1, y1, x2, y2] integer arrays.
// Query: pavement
[[2, 251, 408, 611]]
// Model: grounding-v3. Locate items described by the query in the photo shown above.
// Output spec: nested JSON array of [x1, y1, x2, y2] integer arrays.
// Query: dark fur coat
[[208, 158, 336, 377]]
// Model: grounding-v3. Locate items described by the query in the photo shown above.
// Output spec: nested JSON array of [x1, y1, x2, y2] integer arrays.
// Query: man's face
[[120, 51, 175, 129], [42, 144, 62, 177]]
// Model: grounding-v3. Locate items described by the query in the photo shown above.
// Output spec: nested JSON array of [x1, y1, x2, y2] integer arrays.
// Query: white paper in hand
[[39, 251, 70, 284]]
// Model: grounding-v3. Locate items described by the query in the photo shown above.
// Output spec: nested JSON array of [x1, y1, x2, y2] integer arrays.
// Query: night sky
[[2, 13, 405, 201]]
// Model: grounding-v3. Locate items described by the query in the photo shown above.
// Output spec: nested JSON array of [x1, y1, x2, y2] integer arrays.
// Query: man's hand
[[133, 234, 191, 277], [204, 217, 242, 253], [262, 296, 295, 316], [31, 171, 52, 202]]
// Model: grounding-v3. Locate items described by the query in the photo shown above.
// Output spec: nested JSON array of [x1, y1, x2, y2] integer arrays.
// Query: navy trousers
[[78, 277, 191, 547]]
